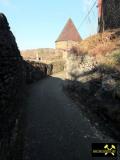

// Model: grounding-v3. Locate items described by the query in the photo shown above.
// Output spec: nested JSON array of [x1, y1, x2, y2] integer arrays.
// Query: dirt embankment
[[79, 28, 120, 56], [64, 29, 120, 140]]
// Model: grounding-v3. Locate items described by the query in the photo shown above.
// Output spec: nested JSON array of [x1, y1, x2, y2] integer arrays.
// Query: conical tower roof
[[56, 18, 81, 42]]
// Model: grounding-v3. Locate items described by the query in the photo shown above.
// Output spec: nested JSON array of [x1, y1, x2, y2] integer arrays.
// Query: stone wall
[[0, 13, 52, 159], [24, 60, 53, 83], [65, 50, 120, 97], [0, 13, 25, 160], [99, 0, 120, 32], [55, 41, 80, 50], [65, 52, 97, 81], [22, 48, 65, 75], [64, 50, 120, 135]]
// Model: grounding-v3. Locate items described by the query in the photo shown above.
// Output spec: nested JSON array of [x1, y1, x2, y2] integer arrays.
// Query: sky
[[0, 0, 98, 50]]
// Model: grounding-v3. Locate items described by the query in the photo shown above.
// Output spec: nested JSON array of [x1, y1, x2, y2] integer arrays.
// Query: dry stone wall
[[64, 50, 120, 135], [65, 52, 97, 81], [65, 50, 120, 97], [0, 13, 52, 159], [0, 13, 25, 160], [24, 60, 53, 83]]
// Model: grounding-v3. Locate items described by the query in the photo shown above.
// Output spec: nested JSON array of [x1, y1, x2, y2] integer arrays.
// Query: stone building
[[55, 18, 82, 50], [98, 0, 120, 32]]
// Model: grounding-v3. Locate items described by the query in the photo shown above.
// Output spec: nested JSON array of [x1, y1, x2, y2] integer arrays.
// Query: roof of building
[[55, 18, 82, 42]]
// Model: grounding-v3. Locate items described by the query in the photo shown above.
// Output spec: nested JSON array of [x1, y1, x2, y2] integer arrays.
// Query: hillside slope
[[65, 29, 120, 140], [79, 28, 120, 56]]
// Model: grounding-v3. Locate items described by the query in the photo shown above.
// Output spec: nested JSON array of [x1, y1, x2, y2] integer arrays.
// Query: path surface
[[23, 72, 111, 160]]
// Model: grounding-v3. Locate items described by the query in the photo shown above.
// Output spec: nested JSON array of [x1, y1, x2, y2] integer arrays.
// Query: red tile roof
[[56, 18, 82, 42]]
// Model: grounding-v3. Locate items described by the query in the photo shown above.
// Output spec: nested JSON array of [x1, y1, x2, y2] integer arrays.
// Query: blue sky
[[0, 0, 98, 50]]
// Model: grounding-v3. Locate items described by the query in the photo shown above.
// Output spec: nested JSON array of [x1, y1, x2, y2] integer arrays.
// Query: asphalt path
[[23, 73, 113, 160]]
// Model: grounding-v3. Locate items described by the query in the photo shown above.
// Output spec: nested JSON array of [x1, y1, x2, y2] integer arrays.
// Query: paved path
[[23, 73, 111, 160]]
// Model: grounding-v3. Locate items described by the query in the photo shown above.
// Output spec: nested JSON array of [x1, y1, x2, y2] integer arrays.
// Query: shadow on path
[[23, 75, 112, 160]]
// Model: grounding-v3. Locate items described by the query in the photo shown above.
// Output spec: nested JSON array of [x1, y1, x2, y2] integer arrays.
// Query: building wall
[[98, 0, 120, 32], [56, 41, 80, 50], [98, 0, 102, 18]]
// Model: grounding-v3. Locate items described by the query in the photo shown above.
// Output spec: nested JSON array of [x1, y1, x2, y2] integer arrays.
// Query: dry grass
[[21, 48, 55, 59], [70, 28, 120, 71], [102, 50, 120, 72], [21, 48, 63, 64], [79, 28, 120, 56]]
